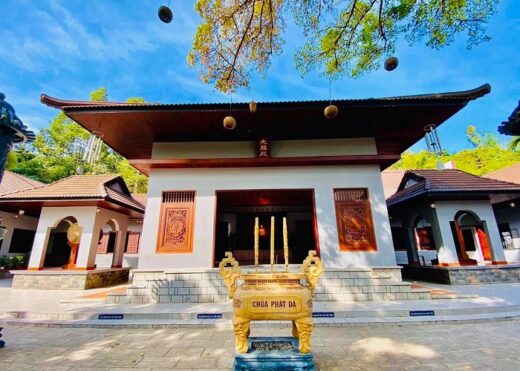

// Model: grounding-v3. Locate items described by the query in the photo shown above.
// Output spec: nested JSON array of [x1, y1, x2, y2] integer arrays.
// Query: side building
[[0, 174, 145, 289], [384, 169, 520, 284]]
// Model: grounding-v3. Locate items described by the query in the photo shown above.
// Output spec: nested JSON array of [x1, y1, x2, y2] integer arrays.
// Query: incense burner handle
[[301, 250, 323, 292], [218, 252, 241, 299]]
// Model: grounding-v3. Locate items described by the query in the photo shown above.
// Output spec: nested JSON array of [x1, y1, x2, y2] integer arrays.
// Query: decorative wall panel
[[334, 188, 377, 251], [157, 191, 195, 253]]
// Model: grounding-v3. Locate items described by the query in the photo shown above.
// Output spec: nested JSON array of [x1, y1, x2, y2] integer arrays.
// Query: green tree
[[9, 88, 148, 193], [508, 136, 520, 150], [391, 125, 520, 176], [189, 0, 498, 92]]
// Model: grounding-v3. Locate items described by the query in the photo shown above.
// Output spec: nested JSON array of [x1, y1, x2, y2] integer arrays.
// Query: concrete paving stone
[[164, 346, 205, 358], [1, 318, 520, 370], [136, 356, 180, 368], [175, 356, 218, 369]]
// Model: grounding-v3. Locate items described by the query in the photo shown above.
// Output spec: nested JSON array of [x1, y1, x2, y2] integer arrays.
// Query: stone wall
[[0, 269, 12, 279], [12, 268, 129, 290], [402, 265, 520, 284], [106, 267, 431, 304]]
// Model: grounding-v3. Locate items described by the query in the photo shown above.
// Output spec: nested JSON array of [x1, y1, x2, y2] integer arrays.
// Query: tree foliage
[[8, 88, 148, 193], [391, 125, 520, 176], [189, 0, 499, 92]]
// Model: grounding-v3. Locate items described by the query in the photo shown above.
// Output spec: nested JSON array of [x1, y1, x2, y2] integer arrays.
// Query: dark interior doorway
[[214, 189, 319, 266], [44, 217, 77, 268], [44, 232, 70, 267], [9, 228, 36, 254]]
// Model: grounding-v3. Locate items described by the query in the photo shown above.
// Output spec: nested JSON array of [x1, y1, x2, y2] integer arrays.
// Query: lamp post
[[0, 93, 35, 183]]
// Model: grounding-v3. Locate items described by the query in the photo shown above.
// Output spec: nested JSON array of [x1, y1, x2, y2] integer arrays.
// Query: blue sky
[[1, 0, 519, 153]]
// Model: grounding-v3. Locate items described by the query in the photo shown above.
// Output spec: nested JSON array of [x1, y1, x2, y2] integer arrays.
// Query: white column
[[74, 212, 99, 269], [27, 225, 51, 269], [111, 217, 129, 268], [430, 207, 459, 265]]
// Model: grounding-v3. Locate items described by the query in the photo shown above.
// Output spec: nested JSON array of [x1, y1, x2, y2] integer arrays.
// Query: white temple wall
[[435, 200, 506, 263], [138, 164, 396, 270], [493, 205, 520, 263], [95, 220, 142, 268]]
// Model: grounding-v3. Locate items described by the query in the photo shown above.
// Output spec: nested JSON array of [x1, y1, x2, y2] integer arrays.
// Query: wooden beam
[[130, 154, 400, 175]]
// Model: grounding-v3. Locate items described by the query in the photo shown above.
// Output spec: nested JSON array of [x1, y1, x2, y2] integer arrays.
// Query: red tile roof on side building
[[0, 174, 145, 213], [0, 170, 45, 196], [381, 170, 407, 199], [485, 162, 520, 185], [387, 169, 520, 206]]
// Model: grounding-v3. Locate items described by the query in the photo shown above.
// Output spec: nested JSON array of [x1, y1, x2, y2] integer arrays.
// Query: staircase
[[106, 267, 431, 304]]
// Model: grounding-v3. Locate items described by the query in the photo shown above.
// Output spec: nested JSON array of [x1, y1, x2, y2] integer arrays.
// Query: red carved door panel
[[157, 191, 195, 253], [334, 189, 377, 252]]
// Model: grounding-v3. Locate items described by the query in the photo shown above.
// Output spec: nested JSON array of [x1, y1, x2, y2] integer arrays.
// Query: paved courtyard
[[1, 319, 519, 370]]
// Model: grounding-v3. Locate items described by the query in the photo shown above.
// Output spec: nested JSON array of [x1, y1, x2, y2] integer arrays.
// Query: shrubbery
[[0, 255, 27, 270]]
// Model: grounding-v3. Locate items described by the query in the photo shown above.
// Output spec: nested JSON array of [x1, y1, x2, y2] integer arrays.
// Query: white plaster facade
[[390, 199, 508, 266], [493, 205, 520, 263], [138, 138, 396, 270], [95, 221, 142, 268], [28, 206, 129, 269], [0, 211, 39, 256], [434, 200, 506, 264]]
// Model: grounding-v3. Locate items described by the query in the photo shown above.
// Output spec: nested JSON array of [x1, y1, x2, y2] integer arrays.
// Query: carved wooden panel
[[334, 188, 377, 251], [157, 191, 195, 253]]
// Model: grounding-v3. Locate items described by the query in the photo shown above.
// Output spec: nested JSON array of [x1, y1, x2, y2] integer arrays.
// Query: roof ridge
[[40, 84, 491, 110]]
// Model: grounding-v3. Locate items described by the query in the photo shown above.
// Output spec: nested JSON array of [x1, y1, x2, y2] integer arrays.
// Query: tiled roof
[[131, 193, 148, 207], [105, 187, 145, 212], [381, 170, 406, 199], [0, 174, 145, 213], [40, 84, 491, 110], [387, 169, 520, 206], [0, 170, 44, 196], [485, 163, 520, 185]]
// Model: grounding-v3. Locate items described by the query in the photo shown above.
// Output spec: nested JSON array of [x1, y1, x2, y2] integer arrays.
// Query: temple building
[[0, 174, 145, 289], [29, 85, 495, 299]]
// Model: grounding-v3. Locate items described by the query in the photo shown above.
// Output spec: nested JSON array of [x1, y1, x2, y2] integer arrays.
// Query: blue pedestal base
[[233, 337, 316, 371]]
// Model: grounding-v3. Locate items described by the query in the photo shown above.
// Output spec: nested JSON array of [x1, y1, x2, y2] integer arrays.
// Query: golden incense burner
[[219, 217, 323, 354]]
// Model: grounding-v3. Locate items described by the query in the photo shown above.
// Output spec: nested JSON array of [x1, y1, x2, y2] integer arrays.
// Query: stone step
[[6, 302, 519, 324], [110, 268, 413, 304]]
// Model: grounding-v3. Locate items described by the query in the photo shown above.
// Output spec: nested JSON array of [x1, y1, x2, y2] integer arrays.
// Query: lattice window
[[333, 188, 368, 202], [162, 191, 195, 203], [157, 191, 196, 253], [333, 188, 377, 251], [125, 232, 141, 254]]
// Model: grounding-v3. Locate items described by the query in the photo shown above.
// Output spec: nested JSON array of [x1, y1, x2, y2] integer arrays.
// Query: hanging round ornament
[[223, 116, 237, 130], [158, 5, 173, 23], [324, 104, 339, 119], [384, 56, 399, 71], [249, 100, 257, 113]]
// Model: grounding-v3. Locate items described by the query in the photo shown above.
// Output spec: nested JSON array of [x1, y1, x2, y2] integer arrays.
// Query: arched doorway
[[451, 211, 492, 265], [95, 219, 120, 268], [43, 216, 80, 268], [412, 216, 437, 266]]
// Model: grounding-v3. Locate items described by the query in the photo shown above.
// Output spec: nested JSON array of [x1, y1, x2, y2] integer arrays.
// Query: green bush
[[0, 255, 27, 270]]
